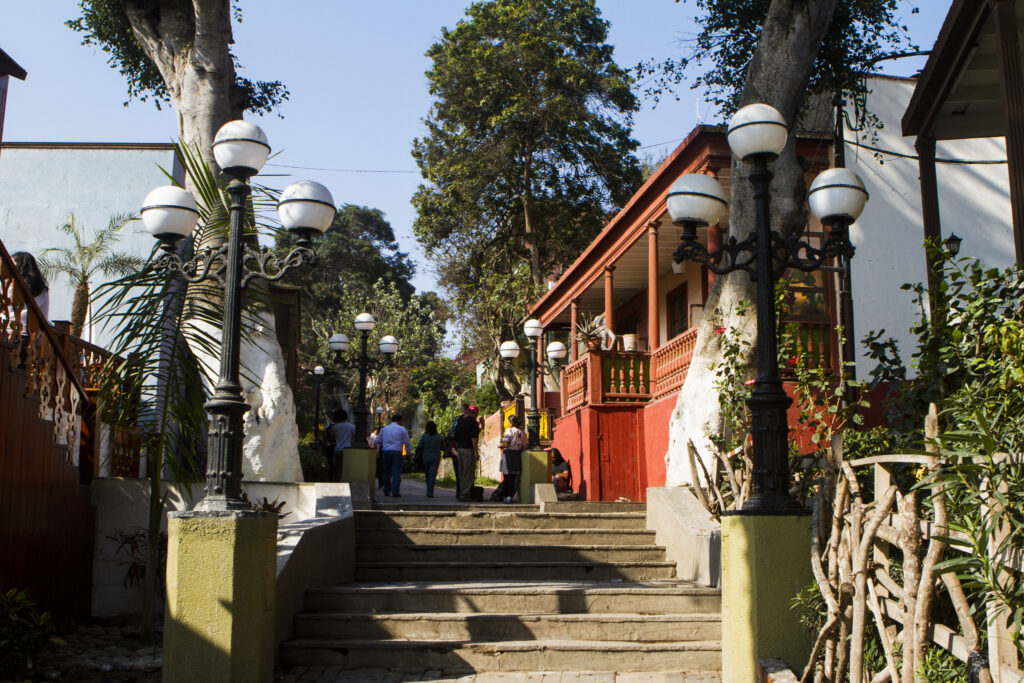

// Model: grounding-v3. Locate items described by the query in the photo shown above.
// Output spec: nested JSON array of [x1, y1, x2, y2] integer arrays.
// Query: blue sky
[[1, 1, 946, 294]]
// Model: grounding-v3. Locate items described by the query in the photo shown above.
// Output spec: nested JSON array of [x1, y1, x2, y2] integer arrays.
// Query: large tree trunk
[[123, 2, 303, 475], [666, 0, 838, 485]]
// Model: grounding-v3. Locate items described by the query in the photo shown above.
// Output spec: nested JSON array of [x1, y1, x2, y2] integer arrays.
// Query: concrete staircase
[[280, 502, 722, 674]]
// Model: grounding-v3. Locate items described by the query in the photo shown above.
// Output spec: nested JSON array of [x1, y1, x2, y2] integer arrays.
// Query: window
[[666, 282, 689, 339]]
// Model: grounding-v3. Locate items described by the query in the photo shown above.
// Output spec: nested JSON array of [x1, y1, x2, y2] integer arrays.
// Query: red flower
[[787, 356, 798, 366], [715, 326, 726, 334]]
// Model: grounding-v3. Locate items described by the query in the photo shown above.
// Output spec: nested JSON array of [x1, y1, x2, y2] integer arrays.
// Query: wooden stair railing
[[0, 240, 95, 617]]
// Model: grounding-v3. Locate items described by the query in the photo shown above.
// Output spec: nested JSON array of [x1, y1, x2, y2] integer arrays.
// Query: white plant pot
[[622, 334, 639, 352]]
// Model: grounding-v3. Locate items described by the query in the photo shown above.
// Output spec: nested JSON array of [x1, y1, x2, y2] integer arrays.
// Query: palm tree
[[39, 213, 144, 338]]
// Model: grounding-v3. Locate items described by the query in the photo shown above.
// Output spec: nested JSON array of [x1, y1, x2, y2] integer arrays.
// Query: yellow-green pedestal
[[519, 450, 551, 505], [163, 510, 277, 683], [721, 513, 813, 683], [341, 447, 377, 499]]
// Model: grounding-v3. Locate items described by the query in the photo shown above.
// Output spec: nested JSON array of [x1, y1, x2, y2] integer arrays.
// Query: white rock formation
[[240, 314, 303, 482]]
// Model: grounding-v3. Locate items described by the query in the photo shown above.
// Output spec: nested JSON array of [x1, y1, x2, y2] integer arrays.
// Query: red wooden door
[[596, 409, 641, 501]]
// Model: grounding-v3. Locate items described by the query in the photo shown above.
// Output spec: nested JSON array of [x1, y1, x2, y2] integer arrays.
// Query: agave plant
[[92, 140, 282, 635]]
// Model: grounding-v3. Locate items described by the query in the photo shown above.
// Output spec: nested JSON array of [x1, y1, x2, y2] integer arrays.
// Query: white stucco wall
[[0, 143, 181, 349], [844, 77, 1014, 377]]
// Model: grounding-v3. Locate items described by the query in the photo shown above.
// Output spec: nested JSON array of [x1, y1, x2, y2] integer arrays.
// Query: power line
[[848, 139, 1007, 165], [266, 163, 419, 174]]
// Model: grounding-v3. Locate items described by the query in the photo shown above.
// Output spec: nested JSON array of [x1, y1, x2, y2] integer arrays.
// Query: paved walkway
[[377, 477, 511, 506], [275, 669, 721, 682]]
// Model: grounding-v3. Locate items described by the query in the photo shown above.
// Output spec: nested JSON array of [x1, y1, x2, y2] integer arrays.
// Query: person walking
[[378, 413, 411, 497], [499, 414, 527, 503], [452, 404, 480, 502], [324, 408, 355, 481], [415, 420, 445, 498]]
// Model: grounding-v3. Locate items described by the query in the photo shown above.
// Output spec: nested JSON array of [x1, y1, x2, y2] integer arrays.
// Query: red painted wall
[[641, 392, 676, 487], [552, 410, 593, 500]]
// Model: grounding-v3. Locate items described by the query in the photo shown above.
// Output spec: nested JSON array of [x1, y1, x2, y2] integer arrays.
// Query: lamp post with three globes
[[328, 314, 398, 449], [499, 319, 568, 449], [140, 120, 336, 512], [666, 103, 869, 514]]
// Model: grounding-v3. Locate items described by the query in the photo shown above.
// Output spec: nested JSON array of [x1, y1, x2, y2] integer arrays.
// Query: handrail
[[52, 328, 123, 392], [0, 240, 89, 460]]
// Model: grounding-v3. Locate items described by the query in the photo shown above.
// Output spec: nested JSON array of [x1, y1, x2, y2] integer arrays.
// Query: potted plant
[[574, 313, 606, 351]]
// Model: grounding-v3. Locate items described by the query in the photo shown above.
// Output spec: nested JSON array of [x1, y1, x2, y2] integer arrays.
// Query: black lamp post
[[140, 120, 336, 512], [499, 324, 568, 448], [329, 316, 398, 448], [667, 103, 868, 514]]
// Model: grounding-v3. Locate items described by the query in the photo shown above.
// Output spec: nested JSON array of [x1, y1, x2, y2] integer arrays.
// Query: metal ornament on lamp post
[[667, 103, 868, 515], [330, 315, 398, 448], [140, 120, 335, 512]]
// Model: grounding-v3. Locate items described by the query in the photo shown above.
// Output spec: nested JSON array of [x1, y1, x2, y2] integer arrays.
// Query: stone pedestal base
[[721, 513, 812, 683], [519, 450, 551, 505], [163, 510, 277, 683], [341, 448, 377, 504]]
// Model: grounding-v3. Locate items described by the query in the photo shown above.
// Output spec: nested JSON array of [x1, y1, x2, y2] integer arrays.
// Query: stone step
[[355, 527, 658, 546], [304, 581, 721, 615], [293, 611, 721, 642], [353, 561, 677, 582], [547, 501, 647, 513], [373, 503, 542, 512], [354, 543, 667, 564], [354, 510, 648, 531], [279, 638, 721, 672]]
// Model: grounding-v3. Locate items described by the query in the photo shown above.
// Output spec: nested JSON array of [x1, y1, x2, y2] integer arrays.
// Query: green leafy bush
[[0, 587, 62, 676]]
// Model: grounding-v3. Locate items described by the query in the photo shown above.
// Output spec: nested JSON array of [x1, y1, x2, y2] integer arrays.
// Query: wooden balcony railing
[[782, 319, 836, 371], [561, 320, 838, 415], [651, 327, 699, 400], [601, 350, 650, 403], [560, 349, 651, 413]]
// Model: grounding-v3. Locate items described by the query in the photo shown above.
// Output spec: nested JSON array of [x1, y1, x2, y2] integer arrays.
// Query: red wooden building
[[527, 126, 838, 501]]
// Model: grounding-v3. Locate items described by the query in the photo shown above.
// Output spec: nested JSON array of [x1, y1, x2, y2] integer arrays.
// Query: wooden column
[[995, 0, 1024, 264], [916, 134, 942, 311], [603, 265, 615, 341], [647, 221, 660, 351], [570, 298, 579, 362]]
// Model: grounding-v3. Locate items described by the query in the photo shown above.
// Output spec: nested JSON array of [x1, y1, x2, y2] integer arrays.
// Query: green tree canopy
[[276, 204, 416, 324], [636, 0, 916, 122], [412, 0, 643, 393], [66, 0, 288, 116]]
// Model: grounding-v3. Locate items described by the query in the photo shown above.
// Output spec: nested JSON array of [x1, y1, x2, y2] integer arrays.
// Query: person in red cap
[[452, 404, 480, 501]]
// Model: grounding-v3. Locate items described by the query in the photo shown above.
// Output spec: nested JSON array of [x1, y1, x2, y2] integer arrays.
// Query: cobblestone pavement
[[274, 669, 721, 682], [18, 622, 162, 682]]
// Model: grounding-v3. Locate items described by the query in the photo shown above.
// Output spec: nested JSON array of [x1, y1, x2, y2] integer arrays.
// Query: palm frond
[[97, 253, 145, 278]]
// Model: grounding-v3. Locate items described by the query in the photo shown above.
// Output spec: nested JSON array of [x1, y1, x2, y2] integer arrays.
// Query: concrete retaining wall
[[90, 478, 350, 618], [645, 486, 721, 588]]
